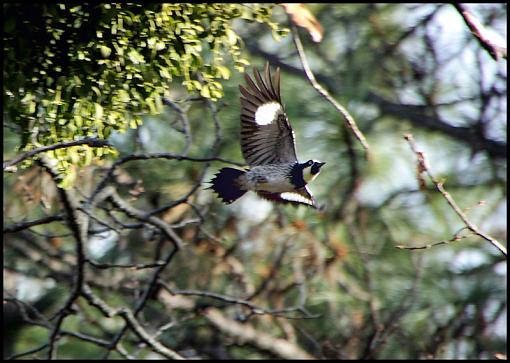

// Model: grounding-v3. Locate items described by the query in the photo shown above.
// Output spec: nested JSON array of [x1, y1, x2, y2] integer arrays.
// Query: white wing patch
[[255, 102, 282, 126], [279, 191, 314, 206]]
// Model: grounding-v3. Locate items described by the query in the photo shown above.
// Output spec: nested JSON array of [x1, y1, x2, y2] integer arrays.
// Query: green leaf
[[94, 103, 104, 119], [128, 49, 145, 64], [200, 85, 211, 98], [118, 89, 130, 102], [100, 45, 112, 58], [216, 65, 231, 79], [225, 28, 238, 45]]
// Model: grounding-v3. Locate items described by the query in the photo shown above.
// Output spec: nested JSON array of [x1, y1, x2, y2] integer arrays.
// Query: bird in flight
[[209, 63, 325, 208]]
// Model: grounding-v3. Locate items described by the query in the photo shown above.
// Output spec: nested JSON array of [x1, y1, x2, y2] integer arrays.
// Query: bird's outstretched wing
[[239, 63, 298, 166], [256, 185, 317, 208]]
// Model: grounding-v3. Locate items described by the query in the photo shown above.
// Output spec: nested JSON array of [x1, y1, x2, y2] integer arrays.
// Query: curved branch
[[290, 23, 370, 158], [404, 134, 507, 257], [104, 186, 183, 249], [3, 138, 109, 170], [203, 308, 314, 359], [4, 215, 64, 234]]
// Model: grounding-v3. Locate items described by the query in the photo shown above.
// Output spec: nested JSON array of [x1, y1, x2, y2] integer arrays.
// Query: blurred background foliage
[[3, 3, 507, 360]]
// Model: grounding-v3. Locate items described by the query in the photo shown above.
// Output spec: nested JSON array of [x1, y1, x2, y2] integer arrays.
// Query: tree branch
[[3, 138, 109, 170], [81, 284, 184, 359], [103, 186, 184, 249], [404, 134, 507, 257], [4, 215, 64, 234], [159, 281, 318, 320], [203, 307, 314, 359], [118, 308, 185, 360], [37, 156, 89, 359], [290, 23, 370, 158], [369, 93, 507, 159], [453, 4, 507, 61], [396, 227, 471, 251]]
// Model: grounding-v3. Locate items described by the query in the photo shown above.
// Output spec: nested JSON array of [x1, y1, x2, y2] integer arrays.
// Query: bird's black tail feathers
[[208, 168, 246, 204]]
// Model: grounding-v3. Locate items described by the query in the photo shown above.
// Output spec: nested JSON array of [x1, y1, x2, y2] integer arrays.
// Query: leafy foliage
[[3, 3, 286, 187]]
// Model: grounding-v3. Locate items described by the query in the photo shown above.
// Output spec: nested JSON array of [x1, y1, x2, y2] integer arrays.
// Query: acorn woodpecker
[[209, 63, 325, 208]]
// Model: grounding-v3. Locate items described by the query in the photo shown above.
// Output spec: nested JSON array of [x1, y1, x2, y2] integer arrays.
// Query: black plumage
[[288, 163, 307, 189], [209, 168, 246, 204], [209, 63, 325, 208], [239, 63, 298, 166]]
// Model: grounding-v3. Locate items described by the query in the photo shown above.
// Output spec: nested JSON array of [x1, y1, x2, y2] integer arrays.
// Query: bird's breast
[[243, 164, 296, 193]]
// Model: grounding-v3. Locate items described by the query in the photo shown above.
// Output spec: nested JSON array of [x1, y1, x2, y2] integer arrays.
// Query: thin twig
[[404, 134, 506, 257], [89, 153, 243, 204], [101, 245, 180, 358], [245, 240, 290, 301], [4, 215, 64, 234], [147, 97, 223, 217], [290, 23, 370, 158], [159, 281, 318, 320], [81, 284, 184, 359], [453, 4, 507, 61], [104, 186, 183, 249], [88, 260, 168, 270], [163, 98, 192, 155], [118, 308, 185, 360], [396, 227, 471, 251], [5, 343, 50, 360]]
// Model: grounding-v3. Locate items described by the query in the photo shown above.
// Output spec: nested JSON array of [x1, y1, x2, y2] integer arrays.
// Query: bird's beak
[[317, 162, 326, 169]]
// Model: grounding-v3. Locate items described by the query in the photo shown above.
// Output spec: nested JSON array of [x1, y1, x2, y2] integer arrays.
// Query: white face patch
[[303, 168, 319, 183], [303, 160, 323, 183], [255, 102, 282, 126]]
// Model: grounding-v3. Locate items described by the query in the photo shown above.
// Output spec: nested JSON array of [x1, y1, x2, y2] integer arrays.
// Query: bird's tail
[[208, 168, 247, 204]]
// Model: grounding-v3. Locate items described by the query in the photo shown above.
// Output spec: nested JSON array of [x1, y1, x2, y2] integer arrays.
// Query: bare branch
[[100, 241, 180, 358], [118, 308, 185, 360], [4, 215, 64, 234], [81, 285, 184, 359], [37, 156, 90, 359], [404, 134, 507, 257], [104, 186, 184, 249], [203, 307, 314, 359], [90, 152, 243, 204], [245, 240, 290, 301], [88, 260, 168, 270], [396, 227, 471, 251], [5, 343, 50, 360], [368, 93, 507, 159], [290, 23, 370, 158], [163, 98, 193, 155], [159, 281, 318, 320], [453, 4, 507, 61]]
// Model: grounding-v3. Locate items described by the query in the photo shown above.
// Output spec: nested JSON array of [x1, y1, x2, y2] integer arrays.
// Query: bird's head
[[302, 160, 325, 183]]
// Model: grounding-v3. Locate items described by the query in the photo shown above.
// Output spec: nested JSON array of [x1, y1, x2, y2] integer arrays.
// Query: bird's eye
[[307, 160, 313, 166]]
